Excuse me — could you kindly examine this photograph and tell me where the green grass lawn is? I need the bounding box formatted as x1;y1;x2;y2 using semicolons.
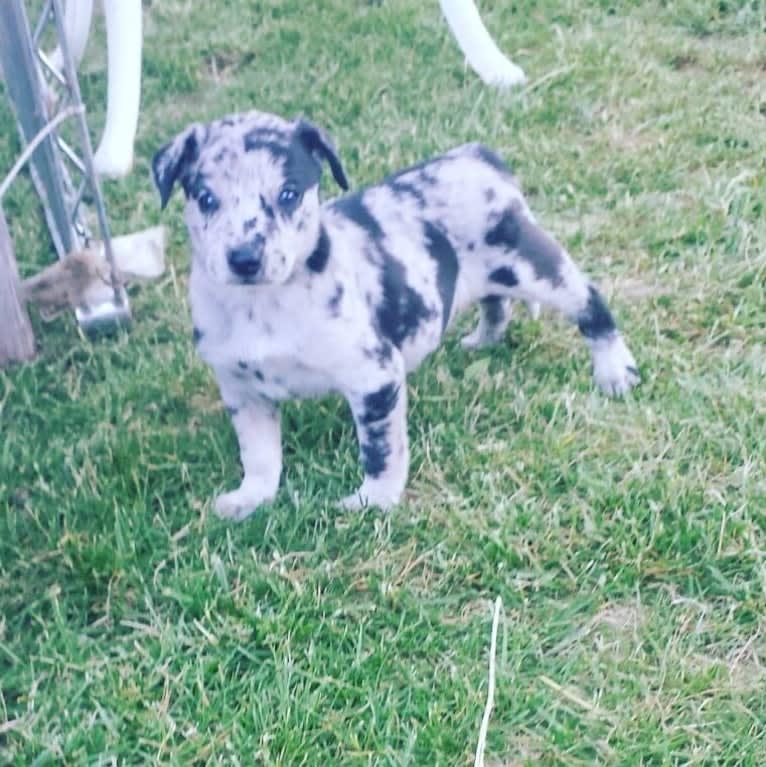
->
2;0;766;763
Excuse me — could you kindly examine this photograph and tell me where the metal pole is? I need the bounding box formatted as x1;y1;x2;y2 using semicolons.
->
0;0;77;259
51;0;123;307
0;0;130;332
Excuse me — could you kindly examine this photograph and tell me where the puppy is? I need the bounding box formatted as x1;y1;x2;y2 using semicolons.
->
152;111;639;519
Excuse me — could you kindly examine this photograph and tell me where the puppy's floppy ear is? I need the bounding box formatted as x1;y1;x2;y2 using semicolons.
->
151;124;201;210
294;119;350;191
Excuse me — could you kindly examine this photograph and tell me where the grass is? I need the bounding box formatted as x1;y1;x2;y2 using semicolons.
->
1;0;766;763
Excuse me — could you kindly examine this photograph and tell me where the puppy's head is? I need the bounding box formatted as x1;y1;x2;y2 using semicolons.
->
152;111;348;286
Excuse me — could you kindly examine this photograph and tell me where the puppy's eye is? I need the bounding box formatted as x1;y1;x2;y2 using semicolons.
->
278;186;301;208
197;189;220;215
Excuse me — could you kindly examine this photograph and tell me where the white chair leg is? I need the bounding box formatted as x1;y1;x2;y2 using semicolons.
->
440;0;526;88
49;0;94;71
43;0;93;115
93;0;142;178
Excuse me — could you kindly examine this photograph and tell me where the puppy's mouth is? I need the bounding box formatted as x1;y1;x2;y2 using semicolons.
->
232;274;261;286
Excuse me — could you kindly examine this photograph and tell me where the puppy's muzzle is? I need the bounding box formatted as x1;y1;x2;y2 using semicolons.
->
227;235;265;281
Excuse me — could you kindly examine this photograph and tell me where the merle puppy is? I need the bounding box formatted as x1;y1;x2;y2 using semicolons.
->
152;111;639;519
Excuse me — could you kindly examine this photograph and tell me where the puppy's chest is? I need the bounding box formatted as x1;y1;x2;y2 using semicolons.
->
193;294;342;400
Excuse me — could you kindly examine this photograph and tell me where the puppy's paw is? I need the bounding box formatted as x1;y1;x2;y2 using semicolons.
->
525;300;541;320
460;328;494;350
214;484;275;521
591;334;640;397
338;482;401;513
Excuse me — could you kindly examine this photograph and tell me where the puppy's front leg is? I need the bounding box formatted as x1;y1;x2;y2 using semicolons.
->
341;369;409;512
214;396;282;521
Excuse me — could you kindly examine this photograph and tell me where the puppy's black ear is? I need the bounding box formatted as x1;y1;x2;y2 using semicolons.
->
294;119;349;191
151;125;201;210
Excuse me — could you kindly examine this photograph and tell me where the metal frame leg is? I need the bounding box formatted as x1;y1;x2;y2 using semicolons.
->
0;0;130;333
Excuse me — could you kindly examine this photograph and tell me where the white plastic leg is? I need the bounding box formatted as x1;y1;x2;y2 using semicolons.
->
49;0;94;71
440;0;526;88
93;0;142;178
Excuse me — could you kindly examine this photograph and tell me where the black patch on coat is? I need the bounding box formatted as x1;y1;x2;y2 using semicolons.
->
485;209;521;249
243;125;289;154
360;422;389;478
423;221;459;333
192;326;203;344
243;135;289;157
361;383;399;425
577;286;616;340
484;188;496;203
474;144;512;175
306;226;331;273
386;179;427;209
419;169;439;187
334;195;433;346
328;282;344;316
254;369;265;381
376;342;394;365
226;405;239;416
489;266;519;287
260;195;275;219
517;216;564;286
238;360;248;370
485;208;565;286
363;342;394;366
243;125;325;199
377;256;433;348
332;193;385;241
180;170;207;201
386;156;443;188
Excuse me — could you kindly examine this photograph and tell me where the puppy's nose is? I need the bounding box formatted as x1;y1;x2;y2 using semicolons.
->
227;235;265;279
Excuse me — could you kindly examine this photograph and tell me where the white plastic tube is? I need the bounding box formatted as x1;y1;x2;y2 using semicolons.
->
93;0;142;178
440;0;526;87
51;0;94;70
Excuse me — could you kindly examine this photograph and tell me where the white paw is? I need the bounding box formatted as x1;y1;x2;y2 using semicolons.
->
591;334;640;397
338;482;401;513
214;483;275;521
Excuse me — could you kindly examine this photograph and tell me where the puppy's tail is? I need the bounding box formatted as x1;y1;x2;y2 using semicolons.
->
439;0;526;88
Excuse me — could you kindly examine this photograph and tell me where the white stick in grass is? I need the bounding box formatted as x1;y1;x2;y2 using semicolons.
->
474;596;503;767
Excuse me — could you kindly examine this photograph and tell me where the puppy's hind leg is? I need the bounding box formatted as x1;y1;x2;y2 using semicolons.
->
462;294;541;350
461;296;512;349
484;208;640;396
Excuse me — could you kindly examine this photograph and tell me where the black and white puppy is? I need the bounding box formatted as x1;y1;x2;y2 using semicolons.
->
152;111;639;519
